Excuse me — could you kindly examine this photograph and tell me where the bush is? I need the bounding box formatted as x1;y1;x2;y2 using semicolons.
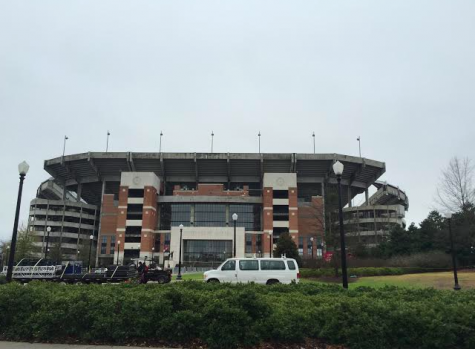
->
1;282;475;349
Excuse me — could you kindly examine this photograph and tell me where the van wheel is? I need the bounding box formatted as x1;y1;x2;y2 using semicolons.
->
207;279;220;283
266;279;280;285
157;276;167;284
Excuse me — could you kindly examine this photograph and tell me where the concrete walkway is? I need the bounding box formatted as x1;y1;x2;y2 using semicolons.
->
0;342;178;349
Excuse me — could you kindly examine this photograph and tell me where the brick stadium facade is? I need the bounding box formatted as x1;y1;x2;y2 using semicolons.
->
27;152;398;267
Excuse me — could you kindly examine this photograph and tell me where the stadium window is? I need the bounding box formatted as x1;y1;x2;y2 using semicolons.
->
101;237;107;254
110;236;116;254
245;234;252;253
273;190;288;199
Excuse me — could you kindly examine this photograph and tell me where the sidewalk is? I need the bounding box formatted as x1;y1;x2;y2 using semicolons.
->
0;342;178;349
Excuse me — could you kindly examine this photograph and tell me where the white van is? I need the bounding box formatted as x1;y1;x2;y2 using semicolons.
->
203;258;300;285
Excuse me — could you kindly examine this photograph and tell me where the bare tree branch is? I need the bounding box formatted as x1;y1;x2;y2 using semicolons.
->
435;157;475;213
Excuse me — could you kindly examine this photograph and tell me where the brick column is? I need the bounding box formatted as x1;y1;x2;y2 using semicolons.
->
262;187;273;257
289;187;299;241
141;186;158;259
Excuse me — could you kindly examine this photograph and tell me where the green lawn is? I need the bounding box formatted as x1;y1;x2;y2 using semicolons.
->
173;272;204;281
172;270;475;289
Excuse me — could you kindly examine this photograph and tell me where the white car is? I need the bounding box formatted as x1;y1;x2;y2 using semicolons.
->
203;257;300;285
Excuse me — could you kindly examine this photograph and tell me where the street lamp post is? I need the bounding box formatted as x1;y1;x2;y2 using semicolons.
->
88;234;93;272
151;247;155;263
44;226;51;259
333;160;349;289
117;240;121;265
310;237;314;260
6;161;29;283
176;224;184;281
446;213;461;291
232;213;238;257
269;231;273;258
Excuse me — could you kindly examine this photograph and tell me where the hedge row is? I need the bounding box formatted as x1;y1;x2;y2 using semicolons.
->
299;267;448;278
1;282;475;349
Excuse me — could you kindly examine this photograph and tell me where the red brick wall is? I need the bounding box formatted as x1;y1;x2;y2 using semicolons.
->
99;194;118;254
262;187;273;255
298;196;324;256
173;184;249;196
141;186;158;253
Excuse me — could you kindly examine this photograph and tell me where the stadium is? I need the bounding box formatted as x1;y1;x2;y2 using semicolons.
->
26;152;408;267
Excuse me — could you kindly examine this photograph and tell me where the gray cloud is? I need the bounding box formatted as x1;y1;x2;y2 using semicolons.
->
1;0;474;241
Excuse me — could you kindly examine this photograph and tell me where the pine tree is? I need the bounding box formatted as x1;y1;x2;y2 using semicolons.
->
273;232;302;265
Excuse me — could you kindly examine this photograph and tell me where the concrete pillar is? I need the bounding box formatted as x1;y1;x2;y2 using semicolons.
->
95;180;107;267
77;183;82;203
348;185;352;207
365;188;369;205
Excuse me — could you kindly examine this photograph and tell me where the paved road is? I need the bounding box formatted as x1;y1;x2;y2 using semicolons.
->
0;342;178;349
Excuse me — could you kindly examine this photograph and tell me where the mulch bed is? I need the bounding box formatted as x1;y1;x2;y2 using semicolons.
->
1;338;347;349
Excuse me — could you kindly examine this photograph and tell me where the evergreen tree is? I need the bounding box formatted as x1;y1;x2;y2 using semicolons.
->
273;232;302;265
14;224;40;261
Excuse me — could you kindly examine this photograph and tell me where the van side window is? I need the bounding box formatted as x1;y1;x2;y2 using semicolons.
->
239;260;259;271
287;260;296;270
221;260;236;271
261;260;286;270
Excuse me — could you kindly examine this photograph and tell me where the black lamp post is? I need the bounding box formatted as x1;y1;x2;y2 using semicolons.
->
88;234;93;272
151;247;155;263
269;231;273;258
232;213;238;257
333;160;349;289
310;237;314;260
176;224;184;281
446;213;461;291
6;161;29;283
117;240;121;265
44;226;51;259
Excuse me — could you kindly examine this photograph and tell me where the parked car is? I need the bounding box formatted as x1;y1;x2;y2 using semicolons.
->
203;257;300;285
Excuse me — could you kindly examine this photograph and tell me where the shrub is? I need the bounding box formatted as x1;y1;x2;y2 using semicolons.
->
1;282;475;349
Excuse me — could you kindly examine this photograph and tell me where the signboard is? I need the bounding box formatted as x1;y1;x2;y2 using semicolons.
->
323;251;334;262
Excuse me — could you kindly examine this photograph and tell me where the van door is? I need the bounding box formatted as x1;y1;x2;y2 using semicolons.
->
219;260;237;283
237;259;259;283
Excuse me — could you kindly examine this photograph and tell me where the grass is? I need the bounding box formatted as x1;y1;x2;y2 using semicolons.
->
176;270;475;290
349;270;475;290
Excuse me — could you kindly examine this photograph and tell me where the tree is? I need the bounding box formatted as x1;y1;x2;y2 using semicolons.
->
14;224;40;262
273;232;302;265
416;211;446;252
0;241;11;269
48;241;63;264
436;157;475;213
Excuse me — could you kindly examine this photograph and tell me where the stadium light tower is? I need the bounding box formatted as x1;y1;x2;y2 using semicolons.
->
6;161;29;282
333;160;348;289
446;213;461;290
312;132;315;154
62;135;68;159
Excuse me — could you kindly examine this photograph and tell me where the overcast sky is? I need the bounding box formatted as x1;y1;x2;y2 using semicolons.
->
0;1;474;242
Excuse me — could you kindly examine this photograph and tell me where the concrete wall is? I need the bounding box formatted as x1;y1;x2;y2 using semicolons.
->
168;226;246;267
